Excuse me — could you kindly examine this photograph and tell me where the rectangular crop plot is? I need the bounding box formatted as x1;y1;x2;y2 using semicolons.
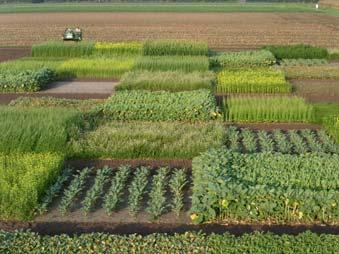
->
191;149;339;224
0;152;64;220
217;68;291;94
99;89;220;121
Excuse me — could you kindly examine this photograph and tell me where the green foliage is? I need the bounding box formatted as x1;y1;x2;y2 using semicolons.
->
0;107;82;154
147;167;168;220
143;40;208;56
1;231;339;254
283;65;339;79
212;50;276;68
10;96;104;112
328;48;339;60
280;58;328;66
57;57;135;79
100;90;219;121
169;169;187;216
0;58;64;73
0;153;64;220
191;149;339;223
323;115;339;144
81;167;111;215
116;71;215;92
71;121;224;159
103;165;131;215
217;68;291;93
128;167;150;216
31;42;94;57
224;96;314;123
59;168;90;216
264;44;329;59
37;168;72;215
0;68;55;92
133;56;210;72
94;42;143;56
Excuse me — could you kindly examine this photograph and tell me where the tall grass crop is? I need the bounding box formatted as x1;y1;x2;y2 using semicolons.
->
116;71;215;92
0;107;82;153
133;56;210;72
32;42;94;58
143;40;208;56
0;152;64;220
224;96;314;122
94;42;142;56
70;121;224;159
264;44;329;59
0;58;64;73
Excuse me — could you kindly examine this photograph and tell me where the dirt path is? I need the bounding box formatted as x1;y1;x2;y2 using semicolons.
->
42;81;117;94
0;13;338;49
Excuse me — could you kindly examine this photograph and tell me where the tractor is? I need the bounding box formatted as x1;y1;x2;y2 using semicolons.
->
63;28;83;42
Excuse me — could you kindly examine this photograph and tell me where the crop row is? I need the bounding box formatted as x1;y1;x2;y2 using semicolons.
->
191;149;339;224
40;166;188;219
217;68;291;94
2;231;338;254
31;40;209;58
224;126;338;154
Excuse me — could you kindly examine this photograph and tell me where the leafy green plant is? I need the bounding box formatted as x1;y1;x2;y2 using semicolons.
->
191;149;339;224
288;130;309;154
116;71;215;92
300;129;325;153
241;128;257;153
272;130;292;154
143;40;208;56
317;129;339;153
81;167;111;215
59;168;90;216
169;169;187;216
212;50;275;68
257;130;274;152
225;126;240;152
37;168;72;215
0;152;64;220
147;167;168;220
128;167;150;216
217;68;291;94
103;165;131;215
0;68;55;92
264;44;329;59
133;56;210;72
71;121;224;159
224;96;314;123
99;89;220;121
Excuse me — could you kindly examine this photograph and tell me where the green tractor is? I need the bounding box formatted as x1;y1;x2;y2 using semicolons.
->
63;28;83;42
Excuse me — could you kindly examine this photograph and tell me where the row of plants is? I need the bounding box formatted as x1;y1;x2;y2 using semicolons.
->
42;166;188;219
99;89;220;121
279;58;328;66
264;44;329;60
0;68;55;92
191;149;339;224
2;231;338;254
223;96;314;123
71;121;224;159
31;40;208;58
216;68;291;94
116;70;215;92
211;50;276;68
0;107;82;154
224;126;338;154
0;152;64;220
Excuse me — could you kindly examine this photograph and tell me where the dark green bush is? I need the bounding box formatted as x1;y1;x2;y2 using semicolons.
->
0;68;55;92
264;44;329;60
0;231;338;254
191;149;339;224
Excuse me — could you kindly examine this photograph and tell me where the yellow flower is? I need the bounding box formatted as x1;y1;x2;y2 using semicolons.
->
221;199;229;208
298;211;303;219
190;213;199;221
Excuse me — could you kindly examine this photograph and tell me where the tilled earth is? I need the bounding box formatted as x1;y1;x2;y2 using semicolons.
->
0;12;338;49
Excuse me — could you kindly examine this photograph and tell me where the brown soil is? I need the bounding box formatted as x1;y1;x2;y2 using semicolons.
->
291;79;339;103
0;13;338;49
1;221;338;236
229;123;323;131
0;93;111;105
0;47;30;62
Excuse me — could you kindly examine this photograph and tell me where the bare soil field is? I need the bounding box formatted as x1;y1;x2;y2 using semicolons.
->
0;13;338;49
0;47;30;62
292;79;339;103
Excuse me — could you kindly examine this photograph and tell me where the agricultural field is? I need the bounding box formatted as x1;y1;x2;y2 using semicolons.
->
0;5;339;252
